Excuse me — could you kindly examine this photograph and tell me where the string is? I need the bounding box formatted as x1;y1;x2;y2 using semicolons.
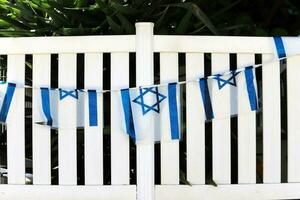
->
12;53;290;93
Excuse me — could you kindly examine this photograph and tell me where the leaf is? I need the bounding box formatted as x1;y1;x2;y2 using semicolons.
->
208;179;218;187
74;0;88;8
57;27;97;35
15;2;35;19
212;0;242;19
25;61;32;69
169;2;218;35
176;11;192;34
116;13;134;33
111;3;140;16
0;28;35;37
0;15;30;29
180;170;191;186
154;5;169;28
0;19;10;27
33;1;72;27
254;27;268;36
95;0;106;6
272;28;288;36
106;16;123;33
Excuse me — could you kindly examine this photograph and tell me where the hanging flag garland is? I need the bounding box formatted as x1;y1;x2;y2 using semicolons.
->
0;36;293;143
120;82;180;143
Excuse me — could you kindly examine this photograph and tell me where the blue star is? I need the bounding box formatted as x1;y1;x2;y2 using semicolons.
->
133;87;166;115
59;89;78;100
213;70;240;90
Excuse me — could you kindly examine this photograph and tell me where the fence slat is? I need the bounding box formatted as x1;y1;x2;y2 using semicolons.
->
160;53;179;184
136;23;155;200
211;53;231;184
32;54;51;184
263;54;281;183
6;55;25;184
287;55;300;182
237;54;256;183
84;53;103;185
186;53;205;184
111;53;130;185
58;54;77;185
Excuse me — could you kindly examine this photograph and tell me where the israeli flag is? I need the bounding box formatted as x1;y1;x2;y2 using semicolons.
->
120;83;180;143
35;88;99;128
0;82;16;123
198;66;258;121
273;36;300;59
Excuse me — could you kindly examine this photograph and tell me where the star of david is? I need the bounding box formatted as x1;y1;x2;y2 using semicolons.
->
132;87;167;115
213;70;240;90
59;89;78;100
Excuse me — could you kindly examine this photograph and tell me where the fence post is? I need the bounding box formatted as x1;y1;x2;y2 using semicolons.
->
135;22;155;200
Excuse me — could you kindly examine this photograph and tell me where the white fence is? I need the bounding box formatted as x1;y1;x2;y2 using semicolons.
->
0;22;299;200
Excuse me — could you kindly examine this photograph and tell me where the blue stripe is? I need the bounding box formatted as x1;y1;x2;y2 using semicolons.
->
273;36;286;58
0;83;16;122
244;66;258;111
199;78;214;120
88;90;98;126
121;89;136;141
41;87;53;126
168;83;180;140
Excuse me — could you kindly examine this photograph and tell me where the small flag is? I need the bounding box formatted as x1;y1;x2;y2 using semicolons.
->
273;36;300;59
0;82;16;123
273;36;286;59
35;88;99;128
120;83;180;143
198;67;258;121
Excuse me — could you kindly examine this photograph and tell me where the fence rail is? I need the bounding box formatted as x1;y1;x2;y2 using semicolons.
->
0;22;297;200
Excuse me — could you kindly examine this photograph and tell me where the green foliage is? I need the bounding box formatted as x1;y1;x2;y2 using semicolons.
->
0;0;298;36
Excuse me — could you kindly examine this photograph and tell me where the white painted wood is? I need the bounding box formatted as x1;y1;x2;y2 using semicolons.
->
262;54;281;183
211;53;231;184
111;53;130;185
160;53;179;184
287;55;300;182
3;183;300;200
0;36;135;54
0;185;136;200
185;53;205;184
237;54;256;184
6;55;25;184
136;23;155;200
32;54;51;184
84;53;103;185
0;35;284;54
154;36;276;53
58;54;77;185
156;183;300;200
